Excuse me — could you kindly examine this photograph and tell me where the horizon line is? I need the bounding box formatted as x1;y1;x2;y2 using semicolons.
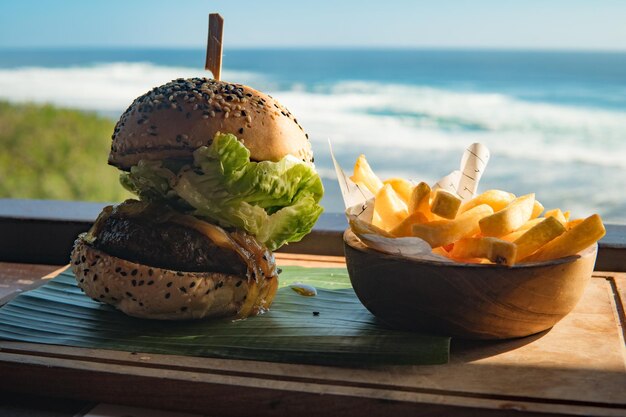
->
1;45;626;54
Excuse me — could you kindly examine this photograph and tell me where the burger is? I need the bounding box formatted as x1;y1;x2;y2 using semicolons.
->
70;78;324;320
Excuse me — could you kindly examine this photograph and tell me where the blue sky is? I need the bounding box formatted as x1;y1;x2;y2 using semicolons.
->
1;0;626;50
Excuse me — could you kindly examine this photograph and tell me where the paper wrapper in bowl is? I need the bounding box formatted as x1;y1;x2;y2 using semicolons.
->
344;228;597;339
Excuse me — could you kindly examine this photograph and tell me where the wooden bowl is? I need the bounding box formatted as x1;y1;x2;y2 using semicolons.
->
343;229;597;339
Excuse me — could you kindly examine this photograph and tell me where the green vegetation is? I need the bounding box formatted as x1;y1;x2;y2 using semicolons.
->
0;101;131;202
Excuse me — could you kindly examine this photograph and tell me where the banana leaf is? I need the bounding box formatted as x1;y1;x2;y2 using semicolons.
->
0;266;449;365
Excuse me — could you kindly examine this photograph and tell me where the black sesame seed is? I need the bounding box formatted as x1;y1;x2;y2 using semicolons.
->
81;255;86;262
79;278;85;283
126;292;133;297
181;307;188;312
205;288;211;295
167;282;173;287
138;280;144;286
313;311;320;316
241;110;247;116
147;280;154;286
120;271;127;276
179;286;187;293
236;280;243;287
83;268;90;275
131;269;138;276
74;260;80;265
238;127;244;134
189;281;196;288
100;295;105;299
105;287;109;293
176;271;184;277
93;274;98;281
139;302;144;307
148;269;154;276
115;267;121;272
132;280;137;286
149;132;158;136
165;293;171;299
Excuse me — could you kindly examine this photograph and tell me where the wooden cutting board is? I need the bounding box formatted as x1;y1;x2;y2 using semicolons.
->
0;256;624;417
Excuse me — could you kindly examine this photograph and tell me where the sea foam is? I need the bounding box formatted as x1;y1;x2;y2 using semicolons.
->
276;81;626;170
0;62;262;112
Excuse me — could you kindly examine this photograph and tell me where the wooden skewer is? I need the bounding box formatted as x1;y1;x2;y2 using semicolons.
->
205;13;224;80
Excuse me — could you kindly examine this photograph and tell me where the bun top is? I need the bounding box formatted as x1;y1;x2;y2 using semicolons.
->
109;78;312;170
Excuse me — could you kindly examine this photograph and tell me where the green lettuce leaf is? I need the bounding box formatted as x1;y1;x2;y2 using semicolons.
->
121;133;324;250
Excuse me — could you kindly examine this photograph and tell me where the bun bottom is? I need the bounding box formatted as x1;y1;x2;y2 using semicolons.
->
70;234;273;320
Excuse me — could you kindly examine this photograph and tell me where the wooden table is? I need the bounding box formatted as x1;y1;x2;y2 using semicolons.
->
1;254;625;417
1;200;625;416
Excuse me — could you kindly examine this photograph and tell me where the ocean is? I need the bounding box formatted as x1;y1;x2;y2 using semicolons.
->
1;48;625;223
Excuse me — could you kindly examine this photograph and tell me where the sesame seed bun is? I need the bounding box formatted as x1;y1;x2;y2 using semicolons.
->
109;78;313;170
70;234;277;320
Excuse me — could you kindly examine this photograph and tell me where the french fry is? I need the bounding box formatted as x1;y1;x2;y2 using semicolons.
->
500;218;544;242
412;204;494;248
531;200;544;219
513;216;566;262
408;182;431;215
500;229;526;242
431;246;451;257
430;189;462;220
384;178;412;204
351;154;383;195
372;210;384;229
519;217;544;231
372;184;409;231
459;189;515;214
524;214;606;262
479;193;535;237
390;211;429;237
544;208;567;225
450;236;518;266
566;218;584;230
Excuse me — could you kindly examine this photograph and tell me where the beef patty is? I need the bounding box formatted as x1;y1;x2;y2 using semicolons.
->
93;215;247;275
